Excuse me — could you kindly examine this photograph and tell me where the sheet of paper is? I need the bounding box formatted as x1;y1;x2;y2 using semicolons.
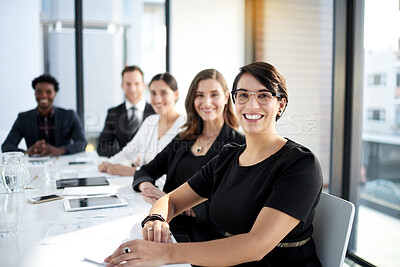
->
62;186;113;196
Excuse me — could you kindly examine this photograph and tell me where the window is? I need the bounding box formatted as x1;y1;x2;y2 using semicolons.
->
367;109;386;121
367;73;387;86
350;0;400;265
396;106;400;127
396;72;400;98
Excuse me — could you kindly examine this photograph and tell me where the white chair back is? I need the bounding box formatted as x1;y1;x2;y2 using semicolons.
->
313;192;355;267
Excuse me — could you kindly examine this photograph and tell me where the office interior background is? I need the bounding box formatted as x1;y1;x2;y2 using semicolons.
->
0;0;399;266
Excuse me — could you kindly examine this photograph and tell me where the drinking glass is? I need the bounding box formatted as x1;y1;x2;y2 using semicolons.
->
44;159;60;181
0;193;18;238
1;152;28;192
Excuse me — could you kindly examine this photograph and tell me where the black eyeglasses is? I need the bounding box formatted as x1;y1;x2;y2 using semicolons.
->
231;89;282;105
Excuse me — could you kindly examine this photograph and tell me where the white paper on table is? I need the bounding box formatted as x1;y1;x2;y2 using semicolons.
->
61;169;79;178
62;186;114;196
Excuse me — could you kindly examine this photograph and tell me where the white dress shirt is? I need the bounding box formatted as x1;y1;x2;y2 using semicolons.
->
109;114;186;166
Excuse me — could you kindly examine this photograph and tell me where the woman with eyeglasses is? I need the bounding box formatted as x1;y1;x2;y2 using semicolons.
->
105;62;323;266
132;69;245;242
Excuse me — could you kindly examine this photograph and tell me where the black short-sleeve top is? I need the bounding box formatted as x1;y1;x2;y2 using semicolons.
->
188;139;323;243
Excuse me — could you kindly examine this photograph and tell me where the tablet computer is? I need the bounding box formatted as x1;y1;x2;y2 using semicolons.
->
63;195;127;212
56;177;109;189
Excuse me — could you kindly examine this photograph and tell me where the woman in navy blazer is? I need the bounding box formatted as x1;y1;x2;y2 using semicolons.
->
1;74;86;156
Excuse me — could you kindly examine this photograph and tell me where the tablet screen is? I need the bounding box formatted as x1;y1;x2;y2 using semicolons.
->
69;195;121;208
64;195;127;211
56;177;109;189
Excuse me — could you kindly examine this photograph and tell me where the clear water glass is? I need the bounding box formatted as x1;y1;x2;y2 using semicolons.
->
44;159;60;181
1;152;28;192
0;193;18;238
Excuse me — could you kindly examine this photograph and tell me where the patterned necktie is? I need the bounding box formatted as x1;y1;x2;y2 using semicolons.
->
126;106;140;134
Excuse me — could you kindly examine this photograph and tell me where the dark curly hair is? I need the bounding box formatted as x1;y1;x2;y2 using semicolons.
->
31;74;60;92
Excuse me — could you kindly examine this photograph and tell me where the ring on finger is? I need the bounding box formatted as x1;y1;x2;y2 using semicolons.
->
147;228;154;231
123;247;131;254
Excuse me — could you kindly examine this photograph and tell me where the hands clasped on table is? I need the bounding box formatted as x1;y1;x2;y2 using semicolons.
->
26;139;65;156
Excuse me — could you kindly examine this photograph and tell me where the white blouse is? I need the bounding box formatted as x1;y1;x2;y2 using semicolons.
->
108;114;185;167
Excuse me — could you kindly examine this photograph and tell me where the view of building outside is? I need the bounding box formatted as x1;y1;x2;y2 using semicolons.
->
355;0;400;265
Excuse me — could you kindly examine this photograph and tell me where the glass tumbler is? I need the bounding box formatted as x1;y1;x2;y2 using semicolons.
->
0;193;18;238
1;152;28;192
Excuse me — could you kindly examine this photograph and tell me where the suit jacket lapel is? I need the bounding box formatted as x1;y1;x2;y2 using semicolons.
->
118;104;131;144
143;103;155;122
54;107;61;146
30;109;39;143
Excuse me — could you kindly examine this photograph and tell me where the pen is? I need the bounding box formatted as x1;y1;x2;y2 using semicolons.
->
82;257;107;266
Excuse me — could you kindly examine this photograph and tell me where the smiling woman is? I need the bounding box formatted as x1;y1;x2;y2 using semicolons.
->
132;69;245;243
98;72;185;178
106;62;323;267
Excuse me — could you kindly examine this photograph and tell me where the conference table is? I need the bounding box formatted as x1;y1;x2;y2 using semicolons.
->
0;152;190;267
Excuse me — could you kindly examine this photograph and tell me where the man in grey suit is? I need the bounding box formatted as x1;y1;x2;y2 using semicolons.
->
96;66;155;157
1;74;87;156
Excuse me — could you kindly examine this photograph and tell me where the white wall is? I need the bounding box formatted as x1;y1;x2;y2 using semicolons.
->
0;0;42;148
170;0;245;113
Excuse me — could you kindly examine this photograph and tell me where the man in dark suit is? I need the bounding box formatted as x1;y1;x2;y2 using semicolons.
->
97;66;155;157
1;74;87;156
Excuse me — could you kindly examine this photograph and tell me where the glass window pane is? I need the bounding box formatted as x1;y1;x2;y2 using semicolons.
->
44;0;76;111
82;0;166;146
353;0;400;265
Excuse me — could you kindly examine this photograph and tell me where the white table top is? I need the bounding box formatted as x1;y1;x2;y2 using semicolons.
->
0;152;189;267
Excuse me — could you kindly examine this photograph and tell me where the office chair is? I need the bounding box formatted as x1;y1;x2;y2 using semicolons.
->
313;192;355;267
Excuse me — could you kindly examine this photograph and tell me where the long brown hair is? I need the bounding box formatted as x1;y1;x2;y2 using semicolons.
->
180;69;238;140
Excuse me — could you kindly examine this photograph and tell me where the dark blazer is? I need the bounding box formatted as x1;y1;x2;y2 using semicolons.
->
1;107;87;154
132;123;245;222
97;102;155;157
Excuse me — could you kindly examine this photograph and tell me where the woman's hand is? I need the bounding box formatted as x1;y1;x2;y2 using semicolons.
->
133;156;141;167
106;164;136;176
98;161;109;172
104;239;170;267
142;220;172;243
98;162;136;176
140;186;166;204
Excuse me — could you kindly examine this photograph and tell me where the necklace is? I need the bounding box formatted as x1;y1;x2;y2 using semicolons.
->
196;137;216;153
